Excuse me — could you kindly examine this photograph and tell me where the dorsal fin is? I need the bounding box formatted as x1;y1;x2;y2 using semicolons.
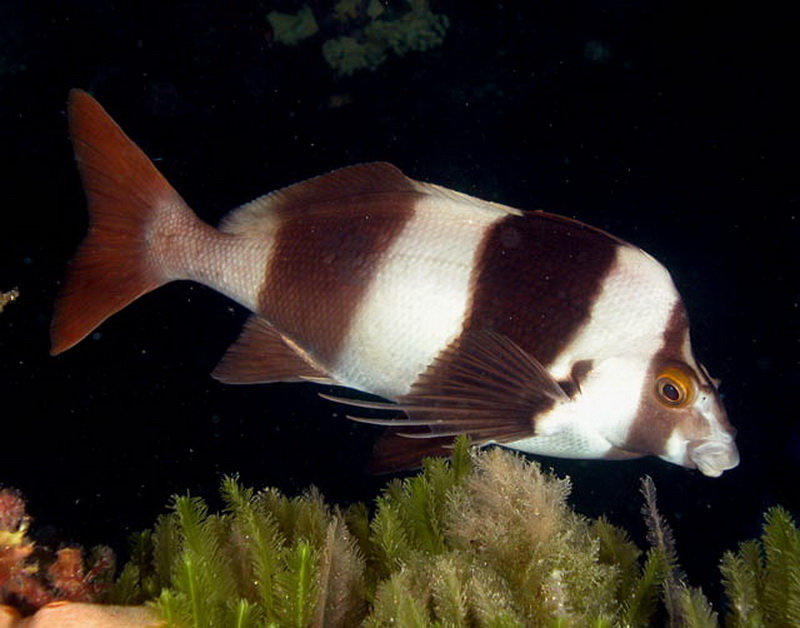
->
212;315;328;384
219;162;419;234
219;162;522;235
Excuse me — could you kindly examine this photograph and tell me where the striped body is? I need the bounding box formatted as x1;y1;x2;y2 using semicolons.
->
52;91;739;476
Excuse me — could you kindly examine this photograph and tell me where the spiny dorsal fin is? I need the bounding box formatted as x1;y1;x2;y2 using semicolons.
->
213;315;329;384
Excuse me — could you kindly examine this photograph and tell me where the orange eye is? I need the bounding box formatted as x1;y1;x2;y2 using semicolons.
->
655;366;695;408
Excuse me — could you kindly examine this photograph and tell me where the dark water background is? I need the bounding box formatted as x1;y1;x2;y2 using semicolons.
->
0;0;796;608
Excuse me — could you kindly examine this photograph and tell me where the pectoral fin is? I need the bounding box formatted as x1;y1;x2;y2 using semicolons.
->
325;331;571;471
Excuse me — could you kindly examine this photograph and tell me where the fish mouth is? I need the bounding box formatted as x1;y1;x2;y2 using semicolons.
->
688;439;740;477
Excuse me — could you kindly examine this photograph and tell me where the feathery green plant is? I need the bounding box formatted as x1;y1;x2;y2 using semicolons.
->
721;506;800;627
637;476;719;627
105;438;798;626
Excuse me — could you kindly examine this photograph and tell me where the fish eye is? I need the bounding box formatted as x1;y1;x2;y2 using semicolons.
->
654;366;695;408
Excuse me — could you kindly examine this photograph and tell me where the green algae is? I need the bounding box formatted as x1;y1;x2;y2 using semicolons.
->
105;438;800;626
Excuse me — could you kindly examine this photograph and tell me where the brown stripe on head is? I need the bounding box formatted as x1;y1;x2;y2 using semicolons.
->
625;299;738;475
464;212;620;365
623;302;693;456
257;193;416;368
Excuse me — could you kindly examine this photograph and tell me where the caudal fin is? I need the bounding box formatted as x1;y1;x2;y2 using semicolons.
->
51;90;192;355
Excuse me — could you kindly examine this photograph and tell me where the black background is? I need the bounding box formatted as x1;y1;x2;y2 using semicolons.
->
0;0;796;608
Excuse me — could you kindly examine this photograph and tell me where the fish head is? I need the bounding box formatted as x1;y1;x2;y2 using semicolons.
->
587;283;739;477
622;351;739;477
651;358;738;477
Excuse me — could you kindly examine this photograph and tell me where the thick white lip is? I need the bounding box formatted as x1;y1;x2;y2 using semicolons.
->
689;439;740;477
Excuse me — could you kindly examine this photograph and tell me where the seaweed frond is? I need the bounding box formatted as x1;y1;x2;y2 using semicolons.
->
365;567;431;627
275;539;318;626
640;476;684;619
593;517;641;605
444;447;618;624
762;507;800;623
721;505;800;626
220;476;285;622
620;547;667;626
312;514;367;626
159;494;234;626
637;476;721;627
679;585;719;627
365;434;474;584
720;539;765;626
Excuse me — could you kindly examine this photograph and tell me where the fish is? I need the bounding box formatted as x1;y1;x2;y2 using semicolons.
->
51;90;739;477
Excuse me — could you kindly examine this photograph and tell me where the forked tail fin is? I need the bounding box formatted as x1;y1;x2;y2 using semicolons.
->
51;90;194;355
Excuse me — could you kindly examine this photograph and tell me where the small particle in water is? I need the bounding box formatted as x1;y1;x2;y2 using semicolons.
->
584;40;611;64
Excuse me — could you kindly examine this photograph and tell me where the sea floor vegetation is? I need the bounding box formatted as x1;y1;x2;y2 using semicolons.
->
2;438;798;626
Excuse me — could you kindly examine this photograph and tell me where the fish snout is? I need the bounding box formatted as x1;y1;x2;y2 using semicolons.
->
688;438;740;477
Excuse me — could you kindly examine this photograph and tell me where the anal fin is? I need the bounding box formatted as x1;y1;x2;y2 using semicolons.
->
213;315;329;384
